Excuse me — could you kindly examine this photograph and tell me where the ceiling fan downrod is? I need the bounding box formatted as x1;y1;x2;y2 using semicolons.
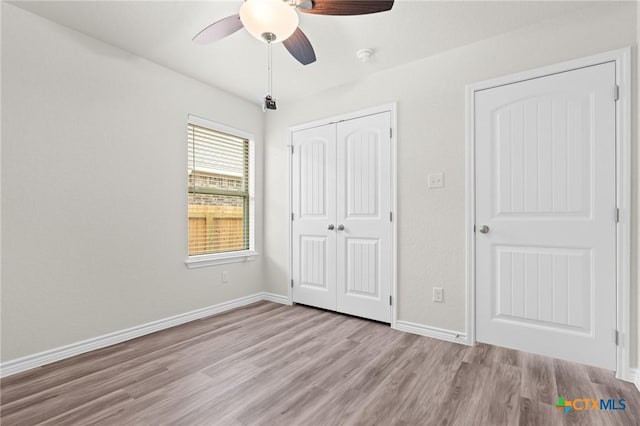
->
263;32;277;111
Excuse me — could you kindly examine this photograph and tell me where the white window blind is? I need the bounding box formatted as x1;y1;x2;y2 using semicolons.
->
187;119;253;258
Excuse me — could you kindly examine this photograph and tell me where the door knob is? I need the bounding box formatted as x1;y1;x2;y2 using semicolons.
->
327;224;335;230
479;225;490;234
337;224;345;231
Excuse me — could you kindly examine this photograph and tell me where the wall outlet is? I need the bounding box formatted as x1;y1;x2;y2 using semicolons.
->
433;287;444;303
222;271;229;283
428;173;445;189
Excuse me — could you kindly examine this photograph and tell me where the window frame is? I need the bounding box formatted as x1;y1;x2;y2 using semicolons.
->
185;115;257;268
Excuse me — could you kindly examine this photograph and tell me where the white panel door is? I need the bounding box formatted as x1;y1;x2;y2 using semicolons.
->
291;124;337;310
475;62;617;369
336;112;392;323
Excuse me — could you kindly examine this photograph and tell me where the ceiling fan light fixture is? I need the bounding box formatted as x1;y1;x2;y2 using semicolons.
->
240;0;299;43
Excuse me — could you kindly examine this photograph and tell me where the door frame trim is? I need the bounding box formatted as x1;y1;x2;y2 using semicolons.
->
465;47;632;380
287;103;398;327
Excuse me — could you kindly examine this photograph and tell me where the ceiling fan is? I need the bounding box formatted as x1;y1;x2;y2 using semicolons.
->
193;0;395;66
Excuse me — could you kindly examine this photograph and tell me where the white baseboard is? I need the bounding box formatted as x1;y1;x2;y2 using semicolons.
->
261;292;291;305
394;320;470;346
0;292;289;378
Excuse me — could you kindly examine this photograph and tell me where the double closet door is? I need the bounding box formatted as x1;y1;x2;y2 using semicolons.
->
291;112;392;323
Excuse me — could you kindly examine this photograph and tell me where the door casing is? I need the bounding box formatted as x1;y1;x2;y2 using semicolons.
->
465;48;632;380
288;103;398;328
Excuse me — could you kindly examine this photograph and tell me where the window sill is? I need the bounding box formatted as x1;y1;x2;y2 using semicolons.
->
185;251;258;269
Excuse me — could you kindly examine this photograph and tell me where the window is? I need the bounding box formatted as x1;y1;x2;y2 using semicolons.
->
185;116;255;268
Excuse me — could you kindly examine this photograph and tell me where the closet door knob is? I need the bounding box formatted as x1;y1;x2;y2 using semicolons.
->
337;224;345;231
327;224;335;230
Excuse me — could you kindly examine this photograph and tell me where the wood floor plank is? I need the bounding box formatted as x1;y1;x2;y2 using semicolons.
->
518;396;563;426
0;301;286;405
311;333;405;394
1;302;638;426
591;383;640;426
553;358;600;426
36;390;134;426
464;342;521;368
241;384;331;426
427;361;492;425
1;361;166;425
230;338;361;424
346;367;419;425
171;346;322;424
521;351;559;406
296;387;370;425
396;340;469;423
462;340;491;364
92;372;218;426
473;363;522;425
336;335;430;425
340;332;422;393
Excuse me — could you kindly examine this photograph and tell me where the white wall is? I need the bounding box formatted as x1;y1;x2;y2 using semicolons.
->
1;4;265;362
264;1;638;352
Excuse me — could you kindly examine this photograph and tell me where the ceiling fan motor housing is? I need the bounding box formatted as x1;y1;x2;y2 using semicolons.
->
262;32;277;42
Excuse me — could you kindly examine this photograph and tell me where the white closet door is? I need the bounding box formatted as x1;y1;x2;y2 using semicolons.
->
336;112;392;323
475;62;617;369
291;123;337;310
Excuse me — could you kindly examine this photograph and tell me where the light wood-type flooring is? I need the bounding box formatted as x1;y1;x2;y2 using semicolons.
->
1;301;639;425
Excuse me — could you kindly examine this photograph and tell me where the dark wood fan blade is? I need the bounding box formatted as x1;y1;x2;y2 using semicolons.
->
301;0;394;15
193;14;243;44
283;28;316;65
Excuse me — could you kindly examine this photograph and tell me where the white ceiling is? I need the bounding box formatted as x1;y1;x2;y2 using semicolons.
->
11;0;594;104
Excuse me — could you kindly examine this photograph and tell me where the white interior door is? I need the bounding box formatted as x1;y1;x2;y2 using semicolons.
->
475;62;617;369
336;113;392;323
291;123;337;310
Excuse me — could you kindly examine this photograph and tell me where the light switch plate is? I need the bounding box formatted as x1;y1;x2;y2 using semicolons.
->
428;173;445;189
433;287;444;303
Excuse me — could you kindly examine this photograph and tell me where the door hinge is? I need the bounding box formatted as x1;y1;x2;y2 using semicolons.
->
291;279;294;288
473;225;476;233
389;295;392;306
291;145;294;154
390;212;393;222
615;330;619;345
615;208;620;223
291;212;294;221
614;85;620;101
390;128;393;138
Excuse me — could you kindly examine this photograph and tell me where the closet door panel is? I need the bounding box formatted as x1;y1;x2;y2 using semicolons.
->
291;123;337;310
336;112;392;322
